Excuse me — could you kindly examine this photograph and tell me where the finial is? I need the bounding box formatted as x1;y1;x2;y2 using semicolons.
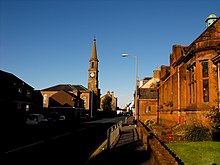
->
94;35;96;41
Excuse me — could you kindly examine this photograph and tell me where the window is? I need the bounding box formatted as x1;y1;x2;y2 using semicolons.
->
82;96;86;107
189;65;195;103
26;90;31;97
17;103;21;109
43;94;48;107
146;106;151;113
201;61;209;102
203;80;209;102
26;104;30;111
202;61;209;77
18;88;22;93
91;62;94;68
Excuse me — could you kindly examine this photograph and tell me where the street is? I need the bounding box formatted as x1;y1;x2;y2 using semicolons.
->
2;116;125;165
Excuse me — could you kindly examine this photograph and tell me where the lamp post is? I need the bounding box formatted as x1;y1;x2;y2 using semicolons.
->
121;53;139;120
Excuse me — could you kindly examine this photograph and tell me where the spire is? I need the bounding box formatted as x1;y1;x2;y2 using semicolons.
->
90;37;98;60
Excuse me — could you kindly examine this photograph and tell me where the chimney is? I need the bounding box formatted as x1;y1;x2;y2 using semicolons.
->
153;67;161;79
111;91;114;98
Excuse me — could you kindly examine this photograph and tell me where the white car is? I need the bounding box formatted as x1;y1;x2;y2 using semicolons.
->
25;113;48;125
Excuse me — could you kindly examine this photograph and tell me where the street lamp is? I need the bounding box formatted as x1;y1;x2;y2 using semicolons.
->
121;53;139;120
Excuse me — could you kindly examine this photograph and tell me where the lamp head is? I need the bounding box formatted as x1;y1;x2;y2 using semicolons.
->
121;53;129;57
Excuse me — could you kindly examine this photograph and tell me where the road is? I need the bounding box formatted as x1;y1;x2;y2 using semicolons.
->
2;116;125;165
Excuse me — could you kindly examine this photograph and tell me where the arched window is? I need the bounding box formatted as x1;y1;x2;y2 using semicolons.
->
43;94;48;107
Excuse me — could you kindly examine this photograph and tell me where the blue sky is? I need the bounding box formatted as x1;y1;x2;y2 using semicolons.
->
1;0;220;108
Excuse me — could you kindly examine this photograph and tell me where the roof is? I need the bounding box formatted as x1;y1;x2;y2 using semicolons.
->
41;84;89;92
54;90;78;98
0;70;33;89
140;77;160;88
186;17;220;52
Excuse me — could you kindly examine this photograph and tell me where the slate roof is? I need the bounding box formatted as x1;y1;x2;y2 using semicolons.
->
0;70;33;89
41;84;89;92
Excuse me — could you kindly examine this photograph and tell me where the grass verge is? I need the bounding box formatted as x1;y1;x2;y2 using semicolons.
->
166;141;220;165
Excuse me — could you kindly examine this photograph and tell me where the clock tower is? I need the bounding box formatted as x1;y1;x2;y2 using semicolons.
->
88;37;100;111
88;37;99;93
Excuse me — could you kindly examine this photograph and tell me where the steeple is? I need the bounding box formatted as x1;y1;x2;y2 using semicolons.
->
90;37;98;60
88;37;99;93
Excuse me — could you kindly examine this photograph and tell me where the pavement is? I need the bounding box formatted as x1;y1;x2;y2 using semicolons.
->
85;116;151;165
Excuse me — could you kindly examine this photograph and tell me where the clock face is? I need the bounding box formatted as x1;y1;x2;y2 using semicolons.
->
90;72;95;77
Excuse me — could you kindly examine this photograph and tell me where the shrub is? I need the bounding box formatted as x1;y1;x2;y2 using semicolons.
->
184;124;212;141
205;107;220;141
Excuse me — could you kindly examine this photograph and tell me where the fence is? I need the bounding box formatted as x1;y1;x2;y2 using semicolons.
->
86;117;127;162
107;120;123;149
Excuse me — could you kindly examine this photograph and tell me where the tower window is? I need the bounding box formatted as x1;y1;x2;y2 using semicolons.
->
91;62;94;68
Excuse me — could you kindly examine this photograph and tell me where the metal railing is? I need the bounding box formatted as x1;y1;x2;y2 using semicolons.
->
107;120;123;149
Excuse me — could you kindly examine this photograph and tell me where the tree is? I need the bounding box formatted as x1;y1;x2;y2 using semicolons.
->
101;95;112;111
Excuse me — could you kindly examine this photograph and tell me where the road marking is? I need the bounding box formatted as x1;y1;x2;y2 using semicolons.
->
5;140;44;154
77;125;96;132
51;132;71;140
77;127;86;131
5;132;72;154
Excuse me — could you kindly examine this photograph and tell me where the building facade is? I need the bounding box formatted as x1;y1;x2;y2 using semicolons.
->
0;70;38;124
40;84;89;118
41;85;88;108
137;68;160;123
157;16;220;127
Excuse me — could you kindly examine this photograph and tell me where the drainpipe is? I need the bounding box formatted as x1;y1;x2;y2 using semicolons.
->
218;63;220;111
177;66;181;124
157;87;160;124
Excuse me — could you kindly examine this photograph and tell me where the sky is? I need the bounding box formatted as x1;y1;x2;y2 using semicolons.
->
1;0;220;108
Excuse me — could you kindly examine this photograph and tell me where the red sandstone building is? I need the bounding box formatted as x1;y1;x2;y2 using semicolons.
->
40;38;102;118
138;14;220;127
137;69;160;123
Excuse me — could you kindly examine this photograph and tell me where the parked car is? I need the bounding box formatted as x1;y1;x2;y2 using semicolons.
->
47;112;65;123
25;113;48;125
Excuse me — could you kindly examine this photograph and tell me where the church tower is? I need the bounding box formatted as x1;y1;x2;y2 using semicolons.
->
88;37;100;111
88;37;99;94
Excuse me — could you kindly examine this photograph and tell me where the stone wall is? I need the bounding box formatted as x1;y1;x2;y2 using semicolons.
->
137;121;183;165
